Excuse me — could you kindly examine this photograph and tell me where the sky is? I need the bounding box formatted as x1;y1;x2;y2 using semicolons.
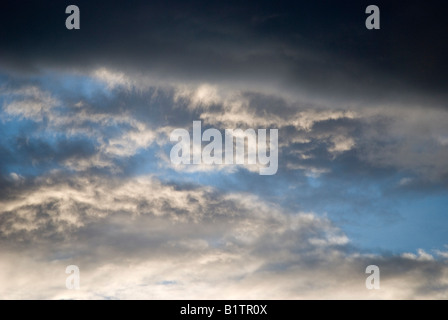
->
1;0;448;299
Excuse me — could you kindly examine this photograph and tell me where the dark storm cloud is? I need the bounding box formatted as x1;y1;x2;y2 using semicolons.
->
0;0;447;103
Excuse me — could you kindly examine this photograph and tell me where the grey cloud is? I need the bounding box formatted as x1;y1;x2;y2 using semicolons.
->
1;171;448;299
1;1;447;106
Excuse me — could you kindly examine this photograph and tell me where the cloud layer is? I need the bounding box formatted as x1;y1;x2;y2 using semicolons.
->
2;172;448;299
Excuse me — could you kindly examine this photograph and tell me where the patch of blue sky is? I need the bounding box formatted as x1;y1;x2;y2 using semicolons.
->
345;191;448;255
0;72;9;82
156;281;177;286
124;143;307;208
3;163;46;178
306;174;322;189
38;71;114;101
0;92;14;107
181;165;447;255
0;117;39;141
125;146;231;188
0;120;98;178
290;171;448;254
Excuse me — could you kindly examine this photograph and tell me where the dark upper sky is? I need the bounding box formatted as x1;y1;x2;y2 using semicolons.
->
1;0;447;100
